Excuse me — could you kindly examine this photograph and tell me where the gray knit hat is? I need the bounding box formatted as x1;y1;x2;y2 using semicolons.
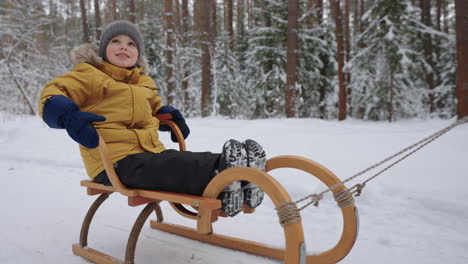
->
98;20;144;60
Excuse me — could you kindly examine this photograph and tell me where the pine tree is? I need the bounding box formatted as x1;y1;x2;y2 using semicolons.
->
245;0;288;118
427;2;457;118
215;32;244;117
432;32;456;118
347;0;427;121
297;17;337;119
141;3;165;98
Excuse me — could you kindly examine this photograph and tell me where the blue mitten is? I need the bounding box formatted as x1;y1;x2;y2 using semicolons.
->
157;106;190;142
42;95;106;148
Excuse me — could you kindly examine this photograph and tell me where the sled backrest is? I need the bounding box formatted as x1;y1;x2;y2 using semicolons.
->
96;113;186;197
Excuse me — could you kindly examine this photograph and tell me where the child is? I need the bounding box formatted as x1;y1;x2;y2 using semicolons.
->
39;20;265;216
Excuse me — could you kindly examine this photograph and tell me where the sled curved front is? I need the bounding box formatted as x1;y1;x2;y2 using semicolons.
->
267;155;359;264
151;166;306;263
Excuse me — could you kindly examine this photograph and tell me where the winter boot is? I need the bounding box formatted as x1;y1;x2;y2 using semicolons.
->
242;139;266;209
217;139;246;216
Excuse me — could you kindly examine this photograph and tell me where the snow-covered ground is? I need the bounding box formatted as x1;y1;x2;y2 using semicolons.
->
1;113;467;264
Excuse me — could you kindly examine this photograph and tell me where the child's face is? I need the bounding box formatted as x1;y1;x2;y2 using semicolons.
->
105;35;139;68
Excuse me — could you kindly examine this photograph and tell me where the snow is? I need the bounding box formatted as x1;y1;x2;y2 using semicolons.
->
1;114;467;264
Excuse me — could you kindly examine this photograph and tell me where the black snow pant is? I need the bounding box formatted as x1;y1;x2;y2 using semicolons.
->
94;150;221;196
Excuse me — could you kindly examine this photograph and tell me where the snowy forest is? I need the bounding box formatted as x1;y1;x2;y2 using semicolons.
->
0;0;465;120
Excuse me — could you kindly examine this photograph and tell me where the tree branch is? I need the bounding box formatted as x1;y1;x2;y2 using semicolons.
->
5;23;45;116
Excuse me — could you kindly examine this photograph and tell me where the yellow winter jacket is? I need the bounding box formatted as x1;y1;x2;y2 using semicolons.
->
39;44;166;179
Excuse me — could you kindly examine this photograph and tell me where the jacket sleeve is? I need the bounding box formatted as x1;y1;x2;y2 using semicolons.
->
38;63;97;117
139;74;163;115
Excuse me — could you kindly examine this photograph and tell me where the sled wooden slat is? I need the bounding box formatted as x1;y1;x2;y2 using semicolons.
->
150;221;285;260
80;180;221;209
72;244;122;264
127;196;159;207
80;180;114;195
137;189;221;209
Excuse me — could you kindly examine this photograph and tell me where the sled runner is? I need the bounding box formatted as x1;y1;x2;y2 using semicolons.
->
72;114;359;264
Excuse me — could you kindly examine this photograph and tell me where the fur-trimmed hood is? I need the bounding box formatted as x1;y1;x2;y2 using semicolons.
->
70;43;150;73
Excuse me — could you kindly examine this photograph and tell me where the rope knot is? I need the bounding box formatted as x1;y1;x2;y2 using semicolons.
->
352;183;366;196
311;194;323;207
275;201;302;226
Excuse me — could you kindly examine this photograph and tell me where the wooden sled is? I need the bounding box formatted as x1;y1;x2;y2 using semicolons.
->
72;114;359;264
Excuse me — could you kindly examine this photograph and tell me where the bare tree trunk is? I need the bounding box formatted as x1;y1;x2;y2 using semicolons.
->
237;0;244;34
247;0;253;28
344;0;351;59
317;0;327;119
388;71;394;122
344;0;351;116
455;0;468;118
88;0;92;27
237;0;246;51
436;0;442;31
175;0;182;34
224;0;227;30
286;0;299;117
421;0;435;113
164;0;174;105
182;0;190;110
104;0;113;25
80;0;90;43
182;0;189;38
210;0;217;115
210;0;217;47
113;0;117;20
193;0;201;36
141;0;145;21
224;0;234;49
129;0;136;23
331;0;347;120
200;0;213;116
94;0;102;40
434;0;443;103
307;0;314;29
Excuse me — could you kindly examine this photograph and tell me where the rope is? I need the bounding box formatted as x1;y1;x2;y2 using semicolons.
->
276;201;302;226
295;116;468;210
333;188;355;208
